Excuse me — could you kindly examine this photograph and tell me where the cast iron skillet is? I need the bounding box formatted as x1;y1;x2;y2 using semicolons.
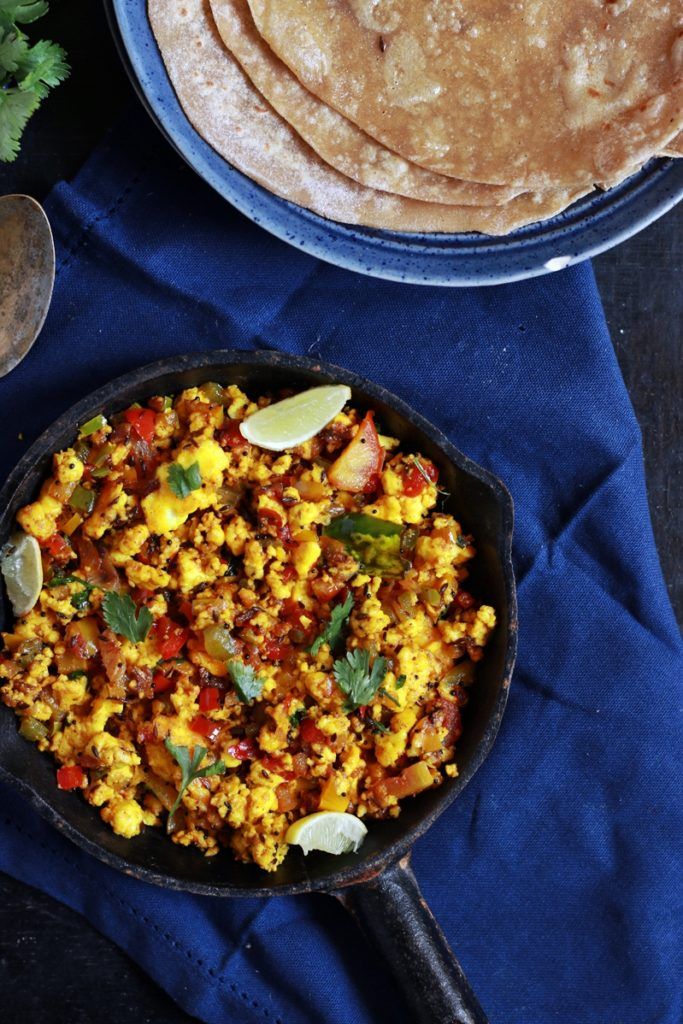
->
0;351;517;1024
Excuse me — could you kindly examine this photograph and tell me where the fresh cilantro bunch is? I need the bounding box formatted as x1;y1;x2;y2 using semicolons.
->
0;1;69;163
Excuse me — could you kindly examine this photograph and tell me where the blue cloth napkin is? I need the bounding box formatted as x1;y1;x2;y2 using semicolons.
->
1;111;681;1024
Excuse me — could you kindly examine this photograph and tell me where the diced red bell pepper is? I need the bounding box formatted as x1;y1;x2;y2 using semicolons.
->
218;420;250;450
226;737;259;761
300;718;325;745
57;765;85;790
260;754;295;780
282;599;317;644
327;411;384;493
178;600;193;622
262;636;292;662
152;672;174;694
199;686;220;712
124;407;157;443
44;533;72;561
152;616;190;660
189;715;222;743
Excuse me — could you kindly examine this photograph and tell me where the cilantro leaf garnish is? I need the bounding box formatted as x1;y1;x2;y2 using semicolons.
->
0;5;69;163
1;2;49;23
308;591;354;656
164;739;227;830
167;460;201;499
378;685;399;706
102;592;152;644
48;573;95;610
289;708;306;729
333;648;387;712
367;717;390;735
227;659;265;703
395;674;407;689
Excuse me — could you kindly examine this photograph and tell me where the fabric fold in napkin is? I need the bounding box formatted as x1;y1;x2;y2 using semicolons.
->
0;110;681;1024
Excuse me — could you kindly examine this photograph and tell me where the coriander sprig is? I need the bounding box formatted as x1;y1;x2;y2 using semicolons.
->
102;592;152;644
0;2;69;163
333;648;387;712
164;739;227;830
227;659;265;703
308;591;354;656
167;460;201;499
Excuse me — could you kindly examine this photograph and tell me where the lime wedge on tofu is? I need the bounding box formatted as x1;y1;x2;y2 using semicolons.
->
286;811;367;856
240;385;352;451
1;532;43;616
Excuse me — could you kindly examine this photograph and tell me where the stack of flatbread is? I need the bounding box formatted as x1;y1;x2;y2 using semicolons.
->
149;0;683;235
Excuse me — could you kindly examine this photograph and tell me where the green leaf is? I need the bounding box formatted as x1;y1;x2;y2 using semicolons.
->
227;659;265;703
0;26;28;74
167;460;202;499
164;738;227;829
0;86;38;161
308;591;354;656
395;674;406;689
367;717;390;735
102;592;152;644
333;648;387;711
0;4;69;163
0;1;49;26
48;573;95;610
71;589;91;611
289;708;306;729
15;36;67;89
378;685;399;706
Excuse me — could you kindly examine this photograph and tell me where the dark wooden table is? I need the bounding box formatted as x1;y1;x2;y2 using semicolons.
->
0;3;680;1022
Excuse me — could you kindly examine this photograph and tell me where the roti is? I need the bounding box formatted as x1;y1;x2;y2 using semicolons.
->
208;0;520;207
662;131;683;157
247;0;683;188
148;0;587;234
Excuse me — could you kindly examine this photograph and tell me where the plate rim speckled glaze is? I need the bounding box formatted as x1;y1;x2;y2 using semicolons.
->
105;0;683;287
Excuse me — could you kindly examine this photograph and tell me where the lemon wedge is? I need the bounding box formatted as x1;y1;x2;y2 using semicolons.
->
240;385;351;451
1;532;43;617
286;811;367;856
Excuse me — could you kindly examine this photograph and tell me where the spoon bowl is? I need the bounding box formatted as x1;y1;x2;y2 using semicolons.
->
0;194;55;378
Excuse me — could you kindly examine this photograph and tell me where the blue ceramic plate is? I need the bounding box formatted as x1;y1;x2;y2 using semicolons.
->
105;0;683;286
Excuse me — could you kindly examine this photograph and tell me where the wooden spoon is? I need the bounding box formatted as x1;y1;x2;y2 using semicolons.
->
0;194;55;378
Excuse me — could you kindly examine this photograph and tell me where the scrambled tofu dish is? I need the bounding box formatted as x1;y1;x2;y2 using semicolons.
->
0;383;496;871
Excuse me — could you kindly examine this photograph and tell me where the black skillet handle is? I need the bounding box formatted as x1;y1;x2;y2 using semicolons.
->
333;854;488;1024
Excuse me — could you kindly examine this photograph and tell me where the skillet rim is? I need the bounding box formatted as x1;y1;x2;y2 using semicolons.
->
0;349;517;896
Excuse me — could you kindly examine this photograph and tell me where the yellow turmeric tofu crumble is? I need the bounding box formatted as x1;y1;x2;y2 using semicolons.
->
0;382;496;871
